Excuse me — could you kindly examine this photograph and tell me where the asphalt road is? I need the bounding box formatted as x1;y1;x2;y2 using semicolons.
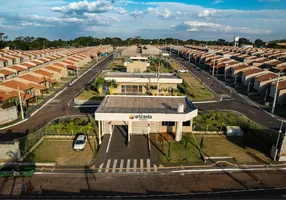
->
0;55;113;141
0;52;285;141
171;54;286;132
1;170;286;198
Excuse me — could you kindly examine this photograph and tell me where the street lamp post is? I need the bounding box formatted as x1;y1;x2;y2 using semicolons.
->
275;120;284;160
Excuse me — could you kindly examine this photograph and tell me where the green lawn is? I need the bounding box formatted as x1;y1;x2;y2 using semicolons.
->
179;73;215;101
169;62;184;71
157;111;277;165
158;133;271;165
157;134;202;164
76;90;100;100
25;139;97;166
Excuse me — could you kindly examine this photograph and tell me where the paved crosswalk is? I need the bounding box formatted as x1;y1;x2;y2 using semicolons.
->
97;159;158;173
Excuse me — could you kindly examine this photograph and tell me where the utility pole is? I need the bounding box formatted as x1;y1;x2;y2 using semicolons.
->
212;53;215;76
157;58;160;96
274;120;284;160
18;87;24;120
77;67;79;77
271;72;281;114
264;89;268;102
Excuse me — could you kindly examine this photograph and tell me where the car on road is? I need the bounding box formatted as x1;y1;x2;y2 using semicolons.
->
73;134;87;151
177;69;189;73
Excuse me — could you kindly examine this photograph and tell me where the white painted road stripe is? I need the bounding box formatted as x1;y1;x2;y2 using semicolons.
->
119;159;124;172
154;164;158;172
126;159;130;173
112;159;118;173
98;163;104;173
140;159;144;172
133;159;137;172
147;159;150;172
105;159;111;173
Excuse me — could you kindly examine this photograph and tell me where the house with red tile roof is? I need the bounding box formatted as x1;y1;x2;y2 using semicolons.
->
241;68;267;86
253;72;279;93
0;69;17;81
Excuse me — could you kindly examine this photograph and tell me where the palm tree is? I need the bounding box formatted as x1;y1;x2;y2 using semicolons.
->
106;79;118;95
216;121;226;131
65;121;75;136
53;122;65;135
201;114;215;134
81;122;94;136
94;77;105;95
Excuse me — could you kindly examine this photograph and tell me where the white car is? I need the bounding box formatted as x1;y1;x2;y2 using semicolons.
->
177;69;189;73
73;135;87;151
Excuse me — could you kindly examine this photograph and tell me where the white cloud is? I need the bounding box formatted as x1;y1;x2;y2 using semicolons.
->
115;7;127;14
147;7;185;20
130;10;144;18
51;0;113;14
21;21;55;27
197;9;216;18
172;20;272;35
212;0;224;4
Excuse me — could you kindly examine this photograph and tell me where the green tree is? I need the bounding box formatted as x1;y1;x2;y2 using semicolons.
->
254;39;265;48
201;114;215;134
53;122;65;135
81;122;95;136
65;121;76;136
94;77;106;95
106;79;118;94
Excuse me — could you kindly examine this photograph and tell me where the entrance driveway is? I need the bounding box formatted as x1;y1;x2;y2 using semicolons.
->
94;126;159;167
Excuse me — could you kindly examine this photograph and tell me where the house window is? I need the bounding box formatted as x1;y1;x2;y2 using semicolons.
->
4;62;8;67
122;85;142;94
162;121;175;126
183;121;191;126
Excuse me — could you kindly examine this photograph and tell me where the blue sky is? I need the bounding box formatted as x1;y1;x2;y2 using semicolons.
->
0;0;286;41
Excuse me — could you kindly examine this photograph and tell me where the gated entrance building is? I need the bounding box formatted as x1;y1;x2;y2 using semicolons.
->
94;95;198;144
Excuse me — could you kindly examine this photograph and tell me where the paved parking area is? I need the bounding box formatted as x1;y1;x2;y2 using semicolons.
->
94;126;159;171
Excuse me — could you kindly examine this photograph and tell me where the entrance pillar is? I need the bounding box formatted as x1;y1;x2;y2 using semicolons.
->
175;121;183;142
190;119;193;132
98;120;102;145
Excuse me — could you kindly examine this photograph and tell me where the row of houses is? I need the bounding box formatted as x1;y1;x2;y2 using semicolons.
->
169;46;286;104
0;46;113;108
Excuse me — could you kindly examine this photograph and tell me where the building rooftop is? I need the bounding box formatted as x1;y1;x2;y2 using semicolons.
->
104;72;180;79
96;95;197;114
256;73;277;82
243;68;264;76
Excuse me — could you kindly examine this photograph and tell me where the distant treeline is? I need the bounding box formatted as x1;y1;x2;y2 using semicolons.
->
0;33;285;50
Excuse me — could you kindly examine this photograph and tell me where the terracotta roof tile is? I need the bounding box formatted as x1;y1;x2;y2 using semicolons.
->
243;68;264;76
1;80;32;91
20;74;45;84
0;69;15;76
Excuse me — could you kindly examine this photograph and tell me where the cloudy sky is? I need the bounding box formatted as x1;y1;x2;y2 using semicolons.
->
0;0;286;41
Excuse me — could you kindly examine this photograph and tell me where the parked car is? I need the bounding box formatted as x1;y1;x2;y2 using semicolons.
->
73;135;87;151
0;165;35;177
177;69;189;73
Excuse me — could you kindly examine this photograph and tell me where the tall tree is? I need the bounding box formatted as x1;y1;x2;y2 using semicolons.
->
254;39;265;48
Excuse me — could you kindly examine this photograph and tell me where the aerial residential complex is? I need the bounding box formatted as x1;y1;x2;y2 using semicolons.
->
169;45;286;104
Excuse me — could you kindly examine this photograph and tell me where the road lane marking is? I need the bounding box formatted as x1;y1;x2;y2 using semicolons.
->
147;159;150;172
105;159;111;173
154;164;158;172
140;159;144;172
119;159;124;172
133;159;137;172
98;163;104;173
249;110;255;114
126;159;130;173
112;159;117;173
